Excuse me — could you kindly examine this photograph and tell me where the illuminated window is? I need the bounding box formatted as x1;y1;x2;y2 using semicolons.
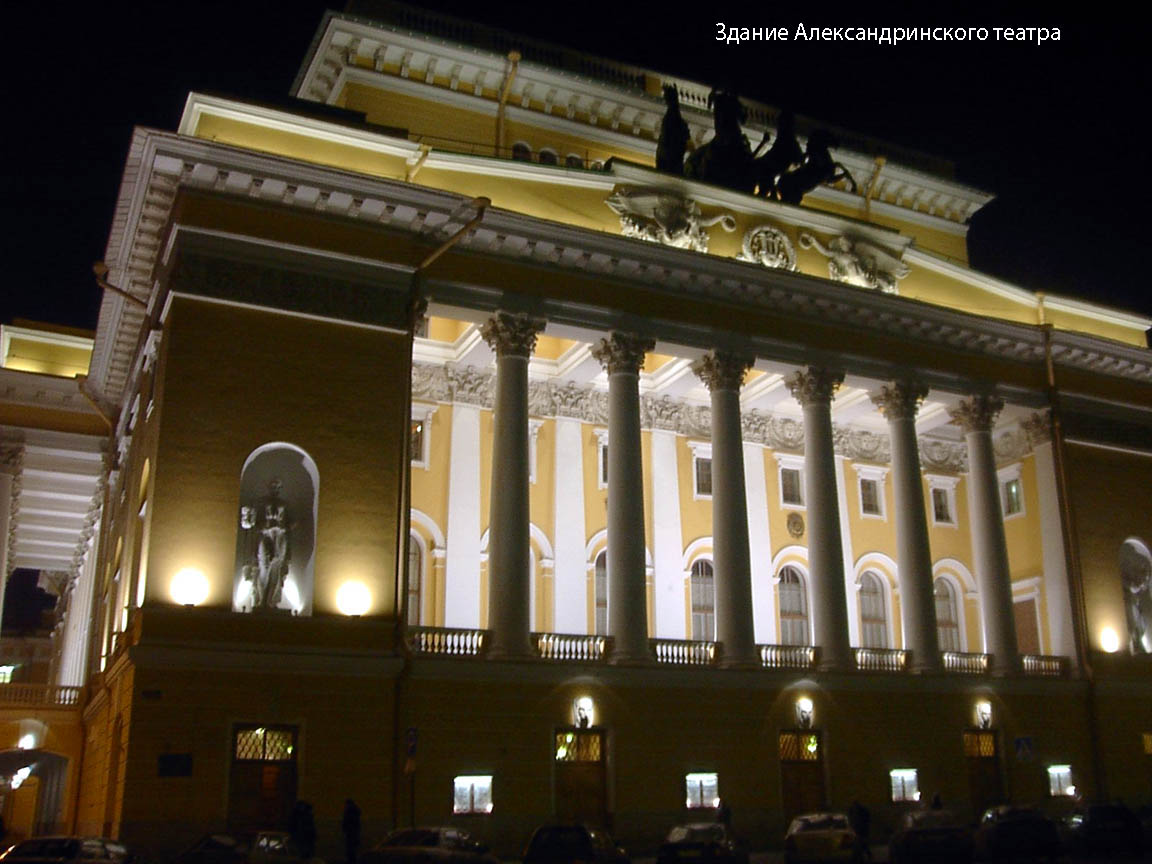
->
555;730;602;761
1143;732;1152;755
890;768;920;803
934;578;961;652
778;566;810;646
453;775;493;814
685;772;719;809
594;551;608;636
926;475;959;526
1047;764;1075;797
690;559;715;641
779;731;820;761
859;572;888;649
0;665;15;683
963;731;997;758
234;726;296;762
998;464;1024;518
538;148;558;166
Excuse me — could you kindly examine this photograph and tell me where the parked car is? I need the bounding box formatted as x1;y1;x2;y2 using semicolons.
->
176;831;321;864
361;828;496;864
888;809;972;864
656;823;747;864
0;838;131;864
974;806;1059;862
783;813;860;864
522;825;629;864
1061;802;1142;857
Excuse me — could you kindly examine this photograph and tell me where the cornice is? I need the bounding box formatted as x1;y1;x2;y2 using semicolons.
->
94;130;1152;411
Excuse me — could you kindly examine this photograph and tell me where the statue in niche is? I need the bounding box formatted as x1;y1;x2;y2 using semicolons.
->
1121;542;1152;653
240;478;292;611
606;187;735;252
752;110;804;199
656;85;690;175
776;130;857;205
798;232;909;293
684;90;755;194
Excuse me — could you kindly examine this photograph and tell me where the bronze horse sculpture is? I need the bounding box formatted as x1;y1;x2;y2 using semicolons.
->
684;90;755;194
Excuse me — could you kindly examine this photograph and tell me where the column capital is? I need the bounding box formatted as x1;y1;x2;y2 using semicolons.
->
692;351;755;392
592;332;655;375
480;311;546;358
949;394;1004;433
871;380;929;421
1022;410;1052;445
786;366;844;407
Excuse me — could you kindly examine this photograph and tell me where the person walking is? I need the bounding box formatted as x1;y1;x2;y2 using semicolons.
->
342;799;362;864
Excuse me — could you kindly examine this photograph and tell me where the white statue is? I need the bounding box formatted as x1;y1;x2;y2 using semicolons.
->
798;232;910;294
240;478;291;610
606;187;735;253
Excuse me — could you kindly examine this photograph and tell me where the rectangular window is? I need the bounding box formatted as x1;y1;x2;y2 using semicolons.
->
1143;732;1152;755
234;726;296;762
889;768;920;803
1002;478;1023;516
695;457;712;498
781;467;803;506
685;772;719;809
931;487;953;524
963;731;997;758
1047;764;1074;797
555;730;602;762
778;732;820;761
596;432;609;489
860;478;881;516
0;665;15;683
410;421;425;462
453;775;493;814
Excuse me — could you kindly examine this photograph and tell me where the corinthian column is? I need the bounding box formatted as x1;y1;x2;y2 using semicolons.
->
592;332;655;664
949;394;1020;675
693;351;758;667
786;367;852;671
481;311;545;659
872;381;941;672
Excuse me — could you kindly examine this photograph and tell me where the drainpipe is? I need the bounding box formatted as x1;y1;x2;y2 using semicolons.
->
390;197;489;830
1041;319;1104;797
494;51;521;158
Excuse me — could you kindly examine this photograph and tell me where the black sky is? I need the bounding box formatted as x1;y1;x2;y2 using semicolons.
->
4;1;1150;333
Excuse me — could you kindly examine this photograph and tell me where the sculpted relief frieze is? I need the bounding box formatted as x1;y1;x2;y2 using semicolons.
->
798;232;910;294
606;187;736;253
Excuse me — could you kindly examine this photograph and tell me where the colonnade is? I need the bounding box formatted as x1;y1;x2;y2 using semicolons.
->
478;311;1019;673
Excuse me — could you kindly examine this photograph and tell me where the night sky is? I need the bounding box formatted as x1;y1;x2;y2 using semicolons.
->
5;1;1150;333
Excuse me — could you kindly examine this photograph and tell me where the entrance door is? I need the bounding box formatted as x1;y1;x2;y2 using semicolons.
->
228;725;298;831
964;730;1004;818
779;731;825;822
1014;599;1040;655
554;729;607;827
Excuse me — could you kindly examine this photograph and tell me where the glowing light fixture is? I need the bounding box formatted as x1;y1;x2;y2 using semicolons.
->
573;696;595;727
796;696;814;728
18;734;35;750
975;700;992;729
336;580;371;616
1100;627;1121;653
171;567;209;606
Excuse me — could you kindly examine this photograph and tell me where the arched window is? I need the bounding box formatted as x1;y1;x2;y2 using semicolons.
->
934;578;961;652
778;566;809;646
859;571;888;648
537;148;558;166
511;141;532;161
233;443;318;616
407;535;422;627
690;559;715;641
565;154;584;169
594;551;608;635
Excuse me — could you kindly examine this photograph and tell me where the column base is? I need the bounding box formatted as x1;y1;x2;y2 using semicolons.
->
485;637;535;661
608;649;654;666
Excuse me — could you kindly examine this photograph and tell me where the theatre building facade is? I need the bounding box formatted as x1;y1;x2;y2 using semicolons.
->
3;1;1152;855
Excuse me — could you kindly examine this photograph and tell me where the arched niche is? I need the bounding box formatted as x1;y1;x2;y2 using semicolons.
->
1121;538;1152;654
233;443;318;616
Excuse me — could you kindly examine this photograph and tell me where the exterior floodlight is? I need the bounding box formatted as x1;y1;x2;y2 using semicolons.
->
796;696;814;728
171;568;210;606
573;696;595;727
976;700;992;729
1100;627;1121;653
336;580;372;616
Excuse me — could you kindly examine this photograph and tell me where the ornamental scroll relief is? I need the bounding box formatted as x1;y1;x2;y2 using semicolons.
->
606;187;736;253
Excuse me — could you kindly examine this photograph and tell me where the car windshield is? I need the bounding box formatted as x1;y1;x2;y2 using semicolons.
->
793;814;849;832
667;825;725;844
10;840;83;859
385;830;440;848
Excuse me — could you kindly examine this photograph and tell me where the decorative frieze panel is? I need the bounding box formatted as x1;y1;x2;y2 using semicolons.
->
798;232;910;294
606;187;735;253
738;225;797;271
919;438;968;474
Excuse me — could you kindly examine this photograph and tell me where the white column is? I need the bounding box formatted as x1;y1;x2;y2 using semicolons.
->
694;352;757;667
592;332;654;664
950;394;1020;675
445;402;482;627
58;523;99;687
652;428;686;638
744;441;775;644
787;367;853;672
482;312;546;659
874;381;941;672
552;415;588;634
835;455;859;647
1028;414;1077;664
0;470;12;636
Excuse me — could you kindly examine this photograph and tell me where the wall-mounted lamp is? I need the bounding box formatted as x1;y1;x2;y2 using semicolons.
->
1100;627;1121;654
975;700;992;729
171;567;209;606
796;696;814;728
573;696;595;728
336;580;371;616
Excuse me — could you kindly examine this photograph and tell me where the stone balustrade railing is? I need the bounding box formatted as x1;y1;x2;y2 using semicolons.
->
942;651;991;673
854;648;908;672
0;684;83;708
534;633;609;661
652;638;716;666
759;644;818;670
1022;654;1069;677
407;626;487;656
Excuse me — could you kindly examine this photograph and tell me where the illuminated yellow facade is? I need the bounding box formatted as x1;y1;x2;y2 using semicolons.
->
4;2;1152;857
